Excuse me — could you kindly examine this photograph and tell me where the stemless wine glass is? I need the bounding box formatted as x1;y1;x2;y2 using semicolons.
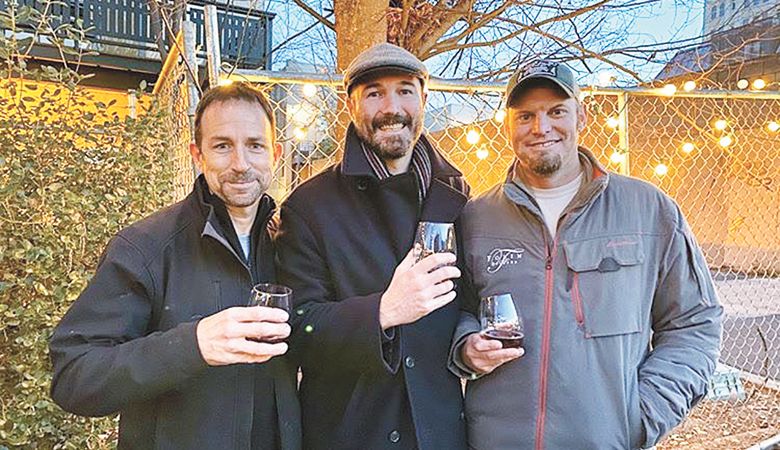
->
413;221;457;263
479;293;524;349
248;283;292;313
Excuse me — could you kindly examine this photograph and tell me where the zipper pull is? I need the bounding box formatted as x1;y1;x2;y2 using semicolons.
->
545;254;553;270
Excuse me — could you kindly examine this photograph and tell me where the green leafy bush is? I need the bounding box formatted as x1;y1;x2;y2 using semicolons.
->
0;4;179;448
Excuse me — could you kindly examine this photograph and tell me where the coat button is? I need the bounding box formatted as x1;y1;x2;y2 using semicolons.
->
388;430;400;443
356;179;368;191
404;356;415;368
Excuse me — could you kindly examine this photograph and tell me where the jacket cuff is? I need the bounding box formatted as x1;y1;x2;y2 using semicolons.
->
168;320;210;375
447;312;482;379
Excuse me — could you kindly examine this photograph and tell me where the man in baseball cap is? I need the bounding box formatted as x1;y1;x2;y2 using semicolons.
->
448;58;721;449
276;42;469;450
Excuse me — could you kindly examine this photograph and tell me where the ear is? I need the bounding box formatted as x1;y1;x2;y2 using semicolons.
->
346;92;357;122
273;142;282;163
190;142;203;169
577;103;587;132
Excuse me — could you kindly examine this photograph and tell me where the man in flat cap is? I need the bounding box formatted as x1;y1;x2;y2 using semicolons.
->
276;42;468;449
448;59;722;449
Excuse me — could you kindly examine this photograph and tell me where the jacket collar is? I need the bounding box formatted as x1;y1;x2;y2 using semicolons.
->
341;124;461;180
503;146;610;212
191;175;276;254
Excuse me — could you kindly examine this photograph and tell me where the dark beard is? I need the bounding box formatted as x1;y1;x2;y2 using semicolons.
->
355;112;423;160
527;154;562;177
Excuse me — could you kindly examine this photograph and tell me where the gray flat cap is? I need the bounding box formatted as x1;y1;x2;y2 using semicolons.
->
343;43;429;93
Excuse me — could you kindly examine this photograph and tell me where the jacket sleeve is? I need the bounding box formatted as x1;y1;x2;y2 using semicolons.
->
638;217;723;447
447;224;482;379
275;202;400;376
49;234;208;417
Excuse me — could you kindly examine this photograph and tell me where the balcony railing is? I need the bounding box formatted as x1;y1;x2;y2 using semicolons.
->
0;0;273;69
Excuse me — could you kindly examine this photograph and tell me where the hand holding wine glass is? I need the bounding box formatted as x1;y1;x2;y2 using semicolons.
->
461;293;525;374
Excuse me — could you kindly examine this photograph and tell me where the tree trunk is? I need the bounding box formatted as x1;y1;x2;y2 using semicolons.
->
335;0;388;71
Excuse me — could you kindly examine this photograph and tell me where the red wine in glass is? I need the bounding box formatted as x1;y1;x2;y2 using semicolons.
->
482;328;524;348
479;293;524;351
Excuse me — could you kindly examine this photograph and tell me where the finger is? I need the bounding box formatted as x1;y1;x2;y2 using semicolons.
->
397;248;418;272
425;279;455;299
233;339;289;358
482;348;524;362
415;252;457;273
229;322;291;340
472;336;504;352
425;265;461;284
243;306;290;323
425;290;457;313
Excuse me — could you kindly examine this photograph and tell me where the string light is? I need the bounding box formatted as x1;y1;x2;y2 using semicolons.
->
683;81;696;92
719;135;733;147
217;79;234;86
476;146;489;160
661;84;677;96
714;119;728;131
682;143;695;153
752;79;766;90
466;129;480;145
597;72;616;87
302;83;317;98
494;109;506;123
606;117;620;129
293;127;307;141
737;79;749;89
768;121;780;132
654;164;669;176
610;152;626;164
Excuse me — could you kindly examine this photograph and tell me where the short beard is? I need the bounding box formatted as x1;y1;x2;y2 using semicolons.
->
525;154;562;177
355;113;423;160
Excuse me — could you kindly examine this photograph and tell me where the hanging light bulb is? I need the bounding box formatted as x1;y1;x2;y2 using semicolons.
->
661;84;677;96
466;129;480;145
606;117;620;129
752;79;766;90
476;146;489;160
737;79;749;89
293;127;307;141
302;83;317;98
719;135;733;147
610;151;626;164
494;109;506;123
714;119;728;131
683;81;696;92
681;142;695;154
768;121;780;132
217;78;234;86
654;164;669;176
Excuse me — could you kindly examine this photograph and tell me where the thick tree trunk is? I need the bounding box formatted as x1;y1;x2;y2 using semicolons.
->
335;0;388;71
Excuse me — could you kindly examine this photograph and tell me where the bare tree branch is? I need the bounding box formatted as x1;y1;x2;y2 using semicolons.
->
292;0;336;31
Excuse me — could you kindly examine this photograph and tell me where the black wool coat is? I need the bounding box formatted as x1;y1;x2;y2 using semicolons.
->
276;127;469;450
50;176;301;450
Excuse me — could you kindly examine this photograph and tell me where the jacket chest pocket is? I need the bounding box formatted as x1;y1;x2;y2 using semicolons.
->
563;236;646;338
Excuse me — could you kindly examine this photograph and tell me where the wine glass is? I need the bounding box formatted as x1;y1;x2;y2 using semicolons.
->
479;293;524;349
248;283;292;313
413;221;456;263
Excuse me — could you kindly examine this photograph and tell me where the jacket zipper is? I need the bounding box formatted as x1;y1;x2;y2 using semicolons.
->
535;233;558;450
571;272;585;327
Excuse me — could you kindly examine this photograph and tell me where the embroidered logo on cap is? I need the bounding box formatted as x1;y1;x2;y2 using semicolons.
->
520;60;559;79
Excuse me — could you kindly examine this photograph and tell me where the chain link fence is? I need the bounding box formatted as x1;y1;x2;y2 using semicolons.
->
155;66;779;446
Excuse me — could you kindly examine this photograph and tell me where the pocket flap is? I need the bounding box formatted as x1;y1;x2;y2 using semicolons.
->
563;236;645;272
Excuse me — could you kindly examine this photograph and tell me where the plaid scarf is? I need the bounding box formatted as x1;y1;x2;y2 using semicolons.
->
361;139;432;204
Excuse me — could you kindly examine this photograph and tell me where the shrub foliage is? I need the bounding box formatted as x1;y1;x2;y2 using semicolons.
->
0;4;179;448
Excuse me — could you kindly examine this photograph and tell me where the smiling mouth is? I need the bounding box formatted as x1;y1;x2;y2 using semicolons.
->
376;122;406;132
528;139;561;149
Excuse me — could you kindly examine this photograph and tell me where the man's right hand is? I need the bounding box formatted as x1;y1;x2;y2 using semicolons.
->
196;306;290;366
461;332;524;374
379;249;461;329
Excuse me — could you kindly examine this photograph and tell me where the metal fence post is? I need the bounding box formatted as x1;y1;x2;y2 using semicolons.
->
617;91;630;176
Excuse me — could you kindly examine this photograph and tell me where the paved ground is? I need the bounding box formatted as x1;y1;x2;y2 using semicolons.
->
713;274;780;382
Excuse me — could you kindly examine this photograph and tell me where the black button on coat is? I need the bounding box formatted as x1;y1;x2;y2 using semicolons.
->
276;126;469;450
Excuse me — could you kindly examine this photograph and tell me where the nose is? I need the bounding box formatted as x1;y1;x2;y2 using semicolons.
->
532;115;551;135
379;91;403;114
230;147;251;172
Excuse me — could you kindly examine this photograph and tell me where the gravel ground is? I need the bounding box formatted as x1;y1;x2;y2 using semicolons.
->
658;380;780;450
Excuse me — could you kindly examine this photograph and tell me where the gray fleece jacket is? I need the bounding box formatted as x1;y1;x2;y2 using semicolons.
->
449;149;722;450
